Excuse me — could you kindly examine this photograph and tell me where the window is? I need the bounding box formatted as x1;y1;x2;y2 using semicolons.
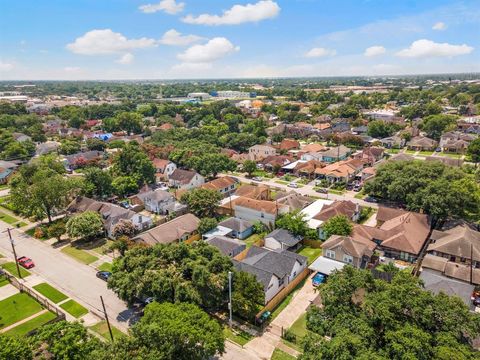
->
326;250;336;259
279;277;285;286
343;255;353;264
261;213;265;218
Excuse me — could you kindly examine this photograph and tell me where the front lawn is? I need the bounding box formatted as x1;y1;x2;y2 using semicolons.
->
223;326;253;346
60;299;88;318
328;189;345;195
271;348;296;360
0;211;19;225
97;262;113;272
89;321;124;341
61;246;98;265
418;150;434;156
405;149;417;154
2;262;31;278
0;292;43;329
297;246;322;265
6;311;56;336
441;152;463;159
33;283;68;304
0;275;9;287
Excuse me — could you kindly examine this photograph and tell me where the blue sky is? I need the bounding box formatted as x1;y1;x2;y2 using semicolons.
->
0;0;479;80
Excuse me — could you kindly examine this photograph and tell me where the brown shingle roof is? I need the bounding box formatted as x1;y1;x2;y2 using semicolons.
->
313;200;359;222
322;235;375;258
232;197;287;215
427;225;480;261
169;169;197;184
201;176;237;191
235;184;269;200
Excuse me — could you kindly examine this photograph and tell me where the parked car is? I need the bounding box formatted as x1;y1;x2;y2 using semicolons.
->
365;196;378;203
96;271;112;281
288;182;298;188
316;188;328;194
143;297;155;305
312;272;326;286
17;256;35;269
252;177;263;182
353;185;362;192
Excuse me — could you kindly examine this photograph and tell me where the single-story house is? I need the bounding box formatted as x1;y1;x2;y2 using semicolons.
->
234;184;270;200
318;145;351;163
407;136;438;151
233;246;307;304
134;213;200;246
265;229;302;251
129;188;185;215
169;169;205;190
205;236;246;258
314;201;361;240
380;135;405;149
218;217;254;240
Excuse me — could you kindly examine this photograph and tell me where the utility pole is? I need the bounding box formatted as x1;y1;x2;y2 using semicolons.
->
4;228;21;279
470;243;474;285
100;296;114;342
228;271;233;328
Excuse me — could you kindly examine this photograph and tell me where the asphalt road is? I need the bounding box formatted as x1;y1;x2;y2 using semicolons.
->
0;221;135;331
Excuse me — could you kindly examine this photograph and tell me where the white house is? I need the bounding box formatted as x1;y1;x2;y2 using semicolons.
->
169;169;205;190
231;197;289;226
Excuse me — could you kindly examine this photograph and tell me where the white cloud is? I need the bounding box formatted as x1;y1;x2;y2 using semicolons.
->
159;29;204;46
364;45;386;57
66;29;156;55
64;66;81;73
177;37;239;63
139;0;184;14
182;0;280;26
396;39;473;58
304;47;336;58
0;61;14;71
432;21;447;31
116;53;134;65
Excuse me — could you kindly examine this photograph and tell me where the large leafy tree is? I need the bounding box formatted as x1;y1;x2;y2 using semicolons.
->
232;271;264;321
181;188;222;218
276;210;310;237
301;267;480;360
364;160;480;221
112;142;155;185
321;215;353;238
10;163;83;223
83;167;113;198
66;211;104;241
242;160;257;177
467;138;480;164
420;114;457;140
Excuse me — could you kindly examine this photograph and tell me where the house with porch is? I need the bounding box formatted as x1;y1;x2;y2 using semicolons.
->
407;136;438;151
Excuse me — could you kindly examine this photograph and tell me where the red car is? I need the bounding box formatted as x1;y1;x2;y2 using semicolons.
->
17;256;35;269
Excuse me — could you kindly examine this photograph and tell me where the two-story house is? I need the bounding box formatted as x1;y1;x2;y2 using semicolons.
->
201;176;238;197
130;188;186;215
248;144;277;161
321;235;375;268
223;196;289;226
152;158;177;182
264;229;302;251
169;169;205;190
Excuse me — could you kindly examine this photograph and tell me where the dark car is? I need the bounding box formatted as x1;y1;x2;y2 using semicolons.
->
96;271;112;281
17;256;35;269
316;188;328;194
364;196;378;203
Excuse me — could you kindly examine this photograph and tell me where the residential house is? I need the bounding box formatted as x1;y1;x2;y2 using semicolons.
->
234;184;270;200
221;196;289;226
35;141;60;156
205;236;246;258
318;145;351;163
233;246;307;303
67;196;153;238
389;153;415;162
293;160;324;178
248;144;277;161
275;191;313;211
133;213;200;246
407;136;438;151
315;158;364;183
169;169;204;190
380;135;405;149
12;132;31;142
260;155;292;171
300;143;326;154
278;139;300;152
351;125;368;135
152;158;176;182
201;176;238;197
129;188;186;215
314;201;361;239
322;235;375;268
218;217;254;240
0;160;18;184
264;229;302;251
422;224;480;285
353;147;384;165
64;151;104;169
361;167;376;181
352;207;430;262
439;131;475;153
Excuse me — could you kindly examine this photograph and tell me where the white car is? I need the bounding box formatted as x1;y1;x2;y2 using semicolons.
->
288;182;298;188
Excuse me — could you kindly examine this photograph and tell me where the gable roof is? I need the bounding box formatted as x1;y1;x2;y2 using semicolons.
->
169;169;198;184
232;197;288;215
152;158;171;171
279;139;300;151
321;145;351;158
134;213;200;246
266;229;302;246
218;217;253;233
205;236;245;256
427;225;480;261
234;184;269;199
322;235;374;258
313;200;359;222
202;176;237;191
133;188;174;203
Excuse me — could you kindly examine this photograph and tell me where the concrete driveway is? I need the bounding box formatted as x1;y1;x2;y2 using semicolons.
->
0;221;135;331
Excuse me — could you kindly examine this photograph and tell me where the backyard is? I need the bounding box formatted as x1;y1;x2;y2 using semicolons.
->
297;246;322;265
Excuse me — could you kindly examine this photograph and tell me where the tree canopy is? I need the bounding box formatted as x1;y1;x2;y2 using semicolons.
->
321;215;353;238
180;188;222;218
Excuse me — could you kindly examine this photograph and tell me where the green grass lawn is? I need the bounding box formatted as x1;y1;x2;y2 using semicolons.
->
270;278;307;320
223;326;253;346
89;239;114;255
354;189;365;199
5;311;56;336
243;234;263;248
0;275;9;287
441;152;463;159
89;321;125;341
405;149;417;154
97;262;113;272
16;221;28;228
61;246;98;265
328;189;345;195
297;246;322;265
289;313;308;338
385;148;400;154
418;151;434;156
33;283;68;304
25;228;36;237
0;211;19;225
0;292;44;329
275;180;289;185
2;262;31;278
271;348;296;360
60;299;88;318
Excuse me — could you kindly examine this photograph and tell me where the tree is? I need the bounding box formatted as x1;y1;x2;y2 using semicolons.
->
112;219;137;239
48;221;66;242
275;210;310;237
189;153;237;178
59;139;81;155
10;166;83;223
0;335;31;360
322;215;353;238
83;167;113;198
467;138;480;164
66;211;104;241
112;176;139;197
181;188;222;218
420;114;457;140
86;138;106;151
109;235;136;257
112;142;155;185
302;267;480;359
367;120;400;138
232;271;264;321
198;217;218;235
129;302;225;360
115;112;143;134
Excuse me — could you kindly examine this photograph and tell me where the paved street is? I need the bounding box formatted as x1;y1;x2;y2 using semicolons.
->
0;221;134;331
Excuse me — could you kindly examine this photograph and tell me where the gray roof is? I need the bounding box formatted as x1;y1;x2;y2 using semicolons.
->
218;217;253;233
135;189;173;203
233;260;275;291
420;268;474;306
205;236;245;257
266;229;302;247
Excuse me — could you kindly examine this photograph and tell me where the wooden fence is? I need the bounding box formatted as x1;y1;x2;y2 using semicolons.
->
256;267;311;320
302;239;323;249
184;233;201;244
233;238;265;261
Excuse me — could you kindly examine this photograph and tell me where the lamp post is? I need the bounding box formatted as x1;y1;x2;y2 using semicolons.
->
228;271;232;327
